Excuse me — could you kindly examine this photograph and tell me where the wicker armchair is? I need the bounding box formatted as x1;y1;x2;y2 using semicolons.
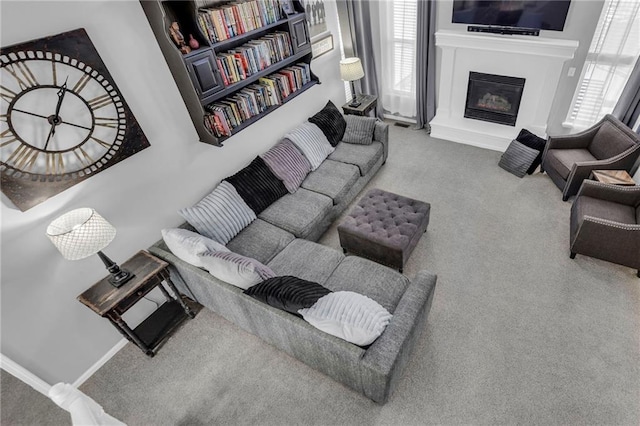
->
541;114;640;201
570;180;640;277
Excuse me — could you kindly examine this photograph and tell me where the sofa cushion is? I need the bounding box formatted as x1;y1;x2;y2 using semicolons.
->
226;219;295;264
545;148;597;180
244;275;332;315
261;138;312;193
299;291;392;346
179;181;256;244
286;122;335;170
198;251;276;290
267;239;344;284
343;115;376;145
516;129;547;174
301;159;360;205
329;141;383;176
161;228;230;268
258;188;333;238
324;256;410;313
225;156;288;214
308;100;347;147
589;121;636;160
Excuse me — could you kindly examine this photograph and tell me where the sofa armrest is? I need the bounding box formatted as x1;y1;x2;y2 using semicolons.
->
359;270;437;403
374;119;389;163
577;180;640;206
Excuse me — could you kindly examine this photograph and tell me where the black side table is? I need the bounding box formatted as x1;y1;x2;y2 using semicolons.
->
342;94;378;116
78;250;196;357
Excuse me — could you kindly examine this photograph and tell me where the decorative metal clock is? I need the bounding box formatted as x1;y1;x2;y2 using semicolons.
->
1;28;150;211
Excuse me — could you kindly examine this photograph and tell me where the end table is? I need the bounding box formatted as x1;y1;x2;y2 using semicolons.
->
77;250;196;357
342;94;377;117
590;170;636;186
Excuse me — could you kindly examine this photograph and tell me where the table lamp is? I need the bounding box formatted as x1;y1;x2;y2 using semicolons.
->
340;57;365;107
47;208;134;287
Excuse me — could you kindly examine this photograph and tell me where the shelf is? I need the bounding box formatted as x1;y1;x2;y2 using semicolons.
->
209;13;304;51
207;79;318;146
200;48;311;106
134;299;189;350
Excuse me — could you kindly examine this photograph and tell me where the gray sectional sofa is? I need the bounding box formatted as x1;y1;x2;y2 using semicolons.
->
149;117;437;403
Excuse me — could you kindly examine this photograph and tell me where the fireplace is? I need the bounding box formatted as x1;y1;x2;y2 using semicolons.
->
464;72;526;126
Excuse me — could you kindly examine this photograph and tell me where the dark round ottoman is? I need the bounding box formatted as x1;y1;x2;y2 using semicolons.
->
337;188;431;273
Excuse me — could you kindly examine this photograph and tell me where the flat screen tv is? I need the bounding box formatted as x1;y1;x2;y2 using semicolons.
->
452;1;571;31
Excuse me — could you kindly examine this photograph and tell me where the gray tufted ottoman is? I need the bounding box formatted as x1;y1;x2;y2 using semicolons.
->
338;188;430;273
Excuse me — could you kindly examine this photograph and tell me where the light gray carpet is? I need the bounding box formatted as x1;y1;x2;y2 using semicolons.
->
29;125;640;425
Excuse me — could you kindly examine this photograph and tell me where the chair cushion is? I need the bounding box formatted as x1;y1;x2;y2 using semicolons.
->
499;140;539;178
573;196;636;226
516;129;547;174
286;122;335;170
258;188;333;238
301;159;360;205
179;181;256;245
308;100;347;147
225;156;288;214
589;121;636;160
226;219;295;264
545;148;597;180
323;256;410;314
261;138;312;193
328;141;384;176
267;239;344;284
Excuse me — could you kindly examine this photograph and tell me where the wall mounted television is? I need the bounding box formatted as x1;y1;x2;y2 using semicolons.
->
452;1;571;31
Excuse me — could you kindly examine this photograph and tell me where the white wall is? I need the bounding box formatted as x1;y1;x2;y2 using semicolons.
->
0;0;344;385
435;0;605;135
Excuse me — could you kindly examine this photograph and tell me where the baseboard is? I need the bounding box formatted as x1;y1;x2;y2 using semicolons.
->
72;339;127;388
430;121;510;152
0;354;51;396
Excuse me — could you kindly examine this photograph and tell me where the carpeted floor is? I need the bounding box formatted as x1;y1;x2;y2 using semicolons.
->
10;125;639;425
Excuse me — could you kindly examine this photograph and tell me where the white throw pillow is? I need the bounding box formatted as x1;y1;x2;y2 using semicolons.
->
161;228;230;267
298;291;392;346
197;251;275;290
285;122;334;170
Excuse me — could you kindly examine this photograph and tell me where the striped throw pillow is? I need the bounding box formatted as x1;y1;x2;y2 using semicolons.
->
308;101;347;146
225;156;288;214
179;181;256;245
299;291;392;346
198;251;276;290
244;275;331;314
261;139;311;193
498;140;539;178
286;122;334;170
343;115;376;145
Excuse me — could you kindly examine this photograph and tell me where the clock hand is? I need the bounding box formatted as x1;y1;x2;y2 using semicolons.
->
11;109;92;130
46;77;69;143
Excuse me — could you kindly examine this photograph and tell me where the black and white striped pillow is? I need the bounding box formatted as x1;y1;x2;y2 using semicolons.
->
499;140;539;178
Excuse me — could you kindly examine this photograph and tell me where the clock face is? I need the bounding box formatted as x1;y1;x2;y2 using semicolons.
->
0;29;150;211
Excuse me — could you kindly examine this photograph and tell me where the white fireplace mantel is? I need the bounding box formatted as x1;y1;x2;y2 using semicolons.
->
430;30;579;152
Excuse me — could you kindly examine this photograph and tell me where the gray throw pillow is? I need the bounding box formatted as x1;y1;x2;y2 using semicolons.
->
179;181;256;244
342;115;377;145
261;138;312;193
197;250;276;290
499;140;539;178
285;122;334;170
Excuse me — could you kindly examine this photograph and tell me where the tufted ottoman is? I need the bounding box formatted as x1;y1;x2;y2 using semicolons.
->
337;188;430;273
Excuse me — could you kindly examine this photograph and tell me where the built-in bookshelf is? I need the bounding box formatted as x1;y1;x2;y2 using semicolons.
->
141;0;318;146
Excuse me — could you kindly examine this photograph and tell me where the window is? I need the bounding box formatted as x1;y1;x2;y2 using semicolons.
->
564;0;640;130
378;0;417;119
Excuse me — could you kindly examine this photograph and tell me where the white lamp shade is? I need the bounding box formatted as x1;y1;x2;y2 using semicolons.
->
46;208;116;261
340;57;365;82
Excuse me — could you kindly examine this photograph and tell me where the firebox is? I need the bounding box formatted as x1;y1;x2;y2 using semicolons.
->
464;72;525;126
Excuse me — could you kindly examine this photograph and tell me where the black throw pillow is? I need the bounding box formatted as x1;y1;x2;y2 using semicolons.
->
225;156;288;214
244;275;331;315
516;129;547;174
308;100;347;147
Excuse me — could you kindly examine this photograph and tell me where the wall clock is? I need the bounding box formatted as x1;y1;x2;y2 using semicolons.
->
0;28;150;211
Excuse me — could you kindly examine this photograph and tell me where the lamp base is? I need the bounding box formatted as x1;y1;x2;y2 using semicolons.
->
108;269;134;288
348;100;362;108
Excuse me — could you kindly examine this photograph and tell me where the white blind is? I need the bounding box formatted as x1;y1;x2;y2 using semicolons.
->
565;0;640;129
379;0;417;118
